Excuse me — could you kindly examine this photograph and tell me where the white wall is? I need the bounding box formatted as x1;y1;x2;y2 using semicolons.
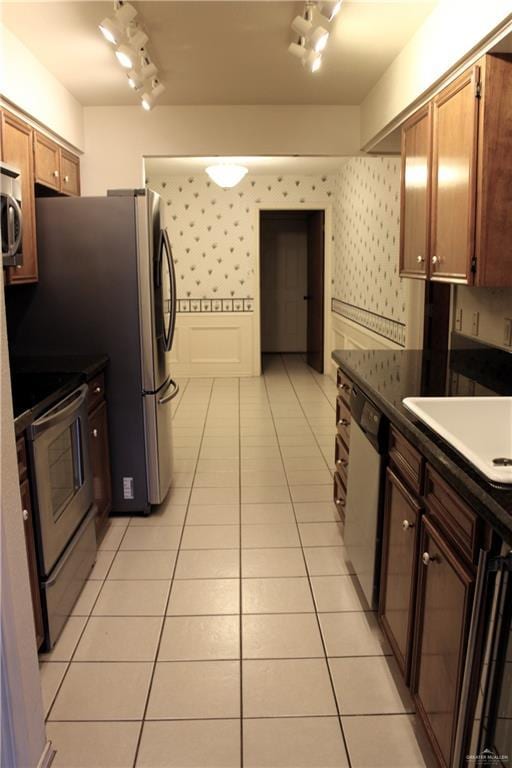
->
0;22;84;150
81;105;360;195
361;0;512;148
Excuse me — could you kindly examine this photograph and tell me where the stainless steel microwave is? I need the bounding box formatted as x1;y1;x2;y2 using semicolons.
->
1;162;23;268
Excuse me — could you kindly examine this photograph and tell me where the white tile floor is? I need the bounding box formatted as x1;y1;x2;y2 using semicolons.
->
41;355;435;767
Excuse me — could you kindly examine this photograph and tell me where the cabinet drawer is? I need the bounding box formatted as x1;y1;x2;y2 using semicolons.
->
389;426;424;494
88;373;106;412
334;433;349;485
60;150;80;196
336;397;351;445
337;369;352;406
16;436;28;481
424;464;480;564
34;132;61;190
333;471;347;522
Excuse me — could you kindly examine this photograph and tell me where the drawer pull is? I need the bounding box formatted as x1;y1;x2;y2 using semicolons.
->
93;385;102;394
422;552;438;566
22;509;29;521
92;428;99;438
402;519;414;531
339;383;349;391
338;418;350;427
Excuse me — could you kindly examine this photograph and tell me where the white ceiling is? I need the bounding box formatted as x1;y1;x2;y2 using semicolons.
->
1;1;436;106
144;155;347;177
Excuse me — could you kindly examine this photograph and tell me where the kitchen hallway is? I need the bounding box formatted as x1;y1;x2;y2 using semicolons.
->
40;356;433;767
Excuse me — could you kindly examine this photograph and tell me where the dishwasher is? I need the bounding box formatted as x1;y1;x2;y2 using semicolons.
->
344;385;388;610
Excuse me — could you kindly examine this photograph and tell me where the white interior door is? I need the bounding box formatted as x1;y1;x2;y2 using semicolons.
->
261;216;308;353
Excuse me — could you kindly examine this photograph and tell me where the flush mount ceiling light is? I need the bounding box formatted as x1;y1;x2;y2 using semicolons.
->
288;1;338;73
99;3;166;111
205;164;249;189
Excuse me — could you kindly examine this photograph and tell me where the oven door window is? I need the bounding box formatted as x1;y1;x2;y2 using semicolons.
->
48;419;84;522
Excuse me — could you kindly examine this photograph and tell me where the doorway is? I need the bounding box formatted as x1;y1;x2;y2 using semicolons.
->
259;210;325;373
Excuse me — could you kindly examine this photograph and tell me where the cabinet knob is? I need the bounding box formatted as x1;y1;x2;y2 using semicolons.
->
336;458;348;468
94;386;102;394
335;498;346;507
339;383;349;391
422;552;438;566
338;418;350;427
22;509;29;521
63;175;69;183
53;170;59;178
402;519;414;530
92;428;99;438
432;255;440;265
416;255;424;264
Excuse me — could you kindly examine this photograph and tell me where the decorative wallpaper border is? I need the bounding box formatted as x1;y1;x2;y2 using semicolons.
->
178;298;254;313
332;298;406;347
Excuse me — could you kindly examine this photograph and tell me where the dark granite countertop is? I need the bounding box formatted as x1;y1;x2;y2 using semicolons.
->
12;354;109;436
332;337;512;543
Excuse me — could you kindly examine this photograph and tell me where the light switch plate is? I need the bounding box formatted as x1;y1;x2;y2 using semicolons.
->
504;318;512;347
472;312;479;336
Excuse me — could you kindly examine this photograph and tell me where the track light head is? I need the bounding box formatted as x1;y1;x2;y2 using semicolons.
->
127;69;143;90
303;50;322;73
141;78;165;110
114;1;137;25
288;41;308;60
115;43;135;68
99;17;122;44
127;24;148;50
310;25;329;52
291;15;312;38
139;52;158;80
317;0;342;22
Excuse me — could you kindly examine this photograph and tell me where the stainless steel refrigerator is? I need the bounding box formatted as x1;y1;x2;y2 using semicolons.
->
14;188;178;515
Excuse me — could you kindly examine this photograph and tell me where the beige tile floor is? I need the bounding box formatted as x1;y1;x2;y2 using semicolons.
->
41;355;435;767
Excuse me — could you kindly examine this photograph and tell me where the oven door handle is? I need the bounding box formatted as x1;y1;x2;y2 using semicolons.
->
29;384;88;438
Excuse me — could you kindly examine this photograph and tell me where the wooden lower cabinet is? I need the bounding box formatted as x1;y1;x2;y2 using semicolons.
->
412;514;475;768
379;468;421;681
88;399;112;538
20;478;45;650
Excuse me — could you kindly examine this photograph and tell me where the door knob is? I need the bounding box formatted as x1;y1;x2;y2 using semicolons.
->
422;552;438;566
402;519;414;530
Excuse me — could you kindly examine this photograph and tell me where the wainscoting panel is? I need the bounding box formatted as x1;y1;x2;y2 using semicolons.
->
328;311;403;379
168;313;254;377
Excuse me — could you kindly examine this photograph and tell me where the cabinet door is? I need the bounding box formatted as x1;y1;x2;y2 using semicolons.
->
430;66;480;283
1;111;38;284
60;150;80;196
412;515;475;768
20;479;45;649
89;400;112;537
399;105;431;278
379;468;420;681
34;132;61;190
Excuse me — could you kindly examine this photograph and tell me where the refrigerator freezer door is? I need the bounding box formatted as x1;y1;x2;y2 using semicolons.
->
136;189;168;394
143;377;179;504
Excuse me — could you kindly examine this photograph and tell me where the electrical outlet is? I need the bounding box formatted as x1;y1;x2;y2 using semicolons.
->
455;308;463;331
472;312;479;336
504;318;512;347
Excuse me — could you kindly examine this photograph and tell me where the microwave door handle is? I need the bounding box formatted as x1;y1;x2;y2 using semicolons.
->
6;195;22;257
29;384;88;438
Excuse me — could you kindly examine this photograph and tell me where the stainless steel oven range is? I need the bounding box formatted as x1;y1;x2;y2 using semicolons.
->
27;384;97;649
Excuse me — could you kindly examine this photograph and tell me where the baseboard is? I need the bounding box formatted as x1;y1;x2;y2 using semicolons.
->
168;312;254;377
37;741;55;768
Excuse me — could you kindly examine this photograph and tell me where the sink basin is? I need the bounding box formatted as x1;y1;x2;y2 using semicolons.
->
402;397;512;484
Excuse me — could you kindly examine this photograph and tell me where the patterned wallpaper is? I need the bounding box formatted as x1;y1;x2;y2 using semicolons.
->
332;157;405;346
146;173;334;310
147;157;405;345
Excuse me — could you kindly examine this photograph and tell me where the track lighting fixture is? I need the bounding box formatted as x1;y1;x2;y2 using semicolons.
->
288;1;339;73
318;0;342;22
99;3;166;110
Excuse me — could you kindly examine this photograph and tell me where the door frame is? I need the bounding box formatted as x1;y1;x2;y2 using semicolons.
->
253;202;332;376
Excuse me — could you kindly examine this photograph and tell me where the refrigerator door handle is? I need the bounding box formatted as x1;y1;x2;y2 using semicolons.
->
158;378;179;405
162;228;177;352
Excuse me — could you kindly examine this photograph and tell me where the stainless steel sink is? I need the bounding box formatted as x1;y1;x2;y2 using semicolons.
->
402;397;512;484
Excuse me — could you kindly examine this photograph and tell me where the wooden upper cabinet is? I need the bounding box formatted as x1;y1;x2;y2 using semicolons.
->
1;110;39;284
60;149;80;196
430;66;479;283
399;105;431;278
34;132;61;190
412;515;475;768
